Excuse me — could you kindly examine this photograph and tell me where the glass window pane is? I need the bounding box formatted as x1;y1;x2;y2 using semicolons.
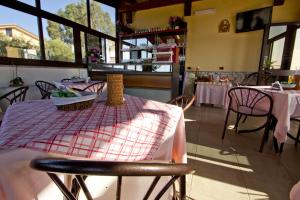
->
154;64;172;72
124;39;136;45
86;34;104;64
81;32;86;63
270;38;285;69
137;38;147;46
122;44;130;60
291;29;300;70
0;6;40;59
41;0;87;26
43;19;75;62
269;25;287;39
106;39;115;63
17;0;36;6
90;0;116;37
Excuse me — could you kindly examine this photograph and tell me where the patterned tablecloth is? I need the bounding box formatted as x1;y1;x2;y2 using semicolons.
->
195;82;231;108
0;95;186;200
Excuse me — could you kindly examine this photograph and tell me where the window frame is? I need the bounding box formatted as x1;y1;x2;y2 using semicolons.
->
0;0;117;67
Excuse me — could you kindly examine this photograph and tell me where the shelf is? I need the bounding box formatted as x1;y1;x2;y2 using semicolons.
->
153;51;173;55
120;28;186;39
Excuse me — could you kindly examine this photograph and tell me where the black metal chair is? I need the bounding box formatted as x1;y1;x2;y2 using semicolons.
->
222;87;273;152
168;95;195;112
74;81;105;95
240;71;273;86
30;158;194;200
287;117;300;147
0;86;29;125
35;80;56;99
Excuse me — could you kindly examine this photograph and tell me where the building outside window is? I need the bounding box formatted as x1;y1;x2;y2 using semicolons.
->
5;28;12;37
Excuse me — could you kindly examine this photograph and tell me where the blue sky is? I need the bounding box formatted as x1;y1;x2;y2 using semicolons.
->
0;0;115;39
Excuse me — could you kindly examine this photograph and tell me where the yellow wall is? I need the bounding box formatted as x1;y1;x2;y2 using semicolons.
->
132;0;300;72
272;0;300;23
132;4;184;29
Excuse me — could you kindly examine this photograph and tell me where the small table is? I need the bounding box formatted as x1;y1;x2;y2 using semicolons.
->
195;82;231;108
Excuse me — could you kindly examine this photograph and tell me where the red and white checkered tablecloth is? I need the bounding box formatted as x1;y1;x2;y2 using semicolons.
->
0;95;185;162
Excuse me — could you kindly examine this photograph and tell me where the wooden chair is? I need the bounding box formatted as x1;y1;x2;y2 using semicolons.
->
35;81;56;99
0;86;29;125
222;87;273;152
31;158;194;200
167;95;195;112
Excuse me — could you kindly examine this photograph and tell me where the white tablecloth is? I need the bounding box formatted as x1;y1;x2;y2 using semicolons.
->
0;95;186;200
195;82;231;108
245;86;300;143
264;90;300;143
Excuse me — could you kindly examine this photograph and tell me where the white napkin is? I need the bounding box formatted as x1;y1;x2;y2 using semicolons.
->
272;81;283;91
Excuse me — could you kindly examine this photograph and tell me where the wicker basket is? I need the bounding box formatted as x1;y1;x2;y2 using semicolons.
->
51;92;97;111
106;74;124;106
56;99;94;111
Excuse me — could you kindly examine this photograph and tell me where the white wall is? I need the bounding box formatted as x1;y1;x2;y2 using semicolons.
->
0;65;171;110
0;65;87;109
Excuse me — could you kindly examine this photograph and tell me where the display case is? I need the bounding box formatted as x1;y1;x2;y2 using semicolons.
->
119;29;186;65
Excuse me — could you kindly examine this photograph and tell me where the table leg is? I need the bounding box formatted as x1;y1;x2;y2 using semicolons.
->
179;175;186;200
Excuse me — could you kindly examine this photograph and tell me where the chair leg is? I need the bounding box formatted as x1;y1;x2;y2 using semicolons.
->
222;109;231;139
279;143;284;153
235;113;242;132
242;115;248;123
259;116;271;152
295;123;300;147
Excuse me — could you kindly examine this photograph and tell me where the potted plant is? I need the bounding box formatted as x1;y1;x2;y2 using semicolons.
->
9;77;24;87
263;56;276;70
87;48;104;64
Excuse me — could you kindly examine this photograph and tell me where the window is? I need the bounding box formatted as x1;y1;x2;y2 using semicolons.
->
0;6;40;59
0;1;116;65
269;25;287;39
106;39;115;63
291;28;300;70
41;0;88;26
5;28;12;37
43;19;75;62
90;0;116;37
270;38;285;69
81;32;86;63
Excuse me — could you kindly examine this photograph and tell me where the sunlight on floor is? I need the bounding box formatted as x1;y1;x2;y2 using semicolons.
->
187;154;253;172
185;118;197;122
187;142;251;166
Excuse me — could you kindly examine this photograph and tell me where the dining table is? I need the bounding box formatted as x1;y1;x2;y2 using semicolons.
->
195;82;232;108
245;86;300;145
0;94;186;200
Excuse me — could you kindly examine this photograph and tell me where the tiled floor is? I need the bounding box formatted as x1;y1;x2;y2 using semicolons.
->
184;105;300;200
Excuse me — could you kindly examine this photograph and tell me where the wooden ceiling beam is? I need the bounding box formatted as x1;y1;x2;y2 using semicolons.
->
118;0;201;13
273;0;285;6
184;0;192;16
